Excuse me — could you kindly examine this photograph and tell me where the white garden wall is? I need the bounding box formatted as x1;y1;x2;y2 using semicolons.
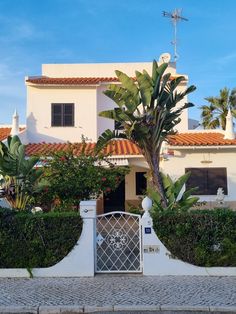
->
0;199;235;278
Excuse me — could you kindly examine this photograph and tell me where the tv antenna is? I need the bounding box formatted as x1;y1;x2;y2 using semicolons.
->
162;9;188;62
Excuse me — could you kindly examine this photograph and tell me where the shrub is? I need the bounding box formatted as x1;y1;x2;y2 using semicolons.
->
0;208;82;268
34;144;129;211
148;172;199;213
0;136;45;210
152;208;236;267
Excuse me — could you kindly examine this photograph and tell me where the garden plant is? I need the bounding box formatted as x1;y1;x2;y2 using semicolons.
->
96;61;196;208
34;143;129;211
0;136;45;210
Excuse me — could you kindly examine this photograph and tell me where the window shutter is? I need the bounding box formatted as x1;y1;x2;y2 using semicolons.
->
51;103;74;127
51;103;63;126
207;168;227;195
63;103;74;126
185;167;228;195
186;168;207;195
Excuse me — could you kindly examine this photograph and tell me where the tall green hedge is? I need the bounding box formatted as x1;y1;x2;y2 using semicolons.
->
0;209;83;268
152;209;236;267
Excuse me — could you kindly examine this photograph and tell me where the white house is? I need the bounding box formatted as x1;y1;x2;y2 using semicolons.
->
1;55;236;211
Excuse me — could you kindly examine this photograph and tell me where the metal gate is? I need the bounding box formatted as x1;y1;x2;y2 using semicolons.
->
96;211;142;273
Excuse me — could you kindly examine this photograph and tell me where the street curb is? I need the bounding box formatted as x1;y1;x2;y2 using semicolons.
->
114;304;161;311
0;305;236;313
84;305;113;313
0;305;37;314
160;305;210;311
209;306;236;313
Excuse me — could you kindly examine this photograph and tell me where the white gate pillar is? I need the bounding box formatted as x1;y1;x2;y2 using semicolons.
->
141;197;161;275
79;200;97;276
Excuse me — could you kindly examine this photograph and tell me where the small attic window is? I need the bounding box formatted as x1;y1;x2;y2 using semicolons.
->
51;103;74;127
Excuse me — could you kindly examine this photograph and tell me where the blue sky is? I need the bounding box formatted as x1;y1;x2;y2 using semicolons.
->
0;0;236;124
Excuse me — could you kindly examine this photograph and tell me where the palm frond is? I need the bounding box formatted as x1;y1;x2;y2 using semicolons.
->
95;129;127;154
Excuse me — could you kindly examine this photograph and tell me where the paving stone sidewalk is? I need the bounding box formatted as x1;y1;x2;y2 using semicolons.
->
0;275;235;313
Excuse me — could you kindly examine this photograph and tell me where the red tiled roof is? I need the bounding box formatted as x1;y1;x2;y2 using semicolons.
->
25;132;236;157
26;75;180;85
25;140;142;156
26;77;122;85
168;132;236;146
0;127;25;141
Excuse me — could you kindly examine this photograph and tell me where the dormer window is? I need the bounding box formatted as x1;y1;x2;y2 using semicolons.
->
51;103;74;127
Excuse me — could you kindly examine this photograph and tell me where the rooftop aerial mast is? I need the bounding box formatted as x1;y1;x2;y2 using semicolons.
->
162;9;188;62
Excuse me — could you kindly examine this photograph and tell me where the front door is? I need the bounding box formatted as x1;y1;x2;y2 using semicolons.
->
104;179;125;213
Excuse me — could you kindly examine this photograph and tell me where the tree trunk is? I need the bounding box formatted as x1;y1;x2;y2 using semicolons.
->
143;149;168;209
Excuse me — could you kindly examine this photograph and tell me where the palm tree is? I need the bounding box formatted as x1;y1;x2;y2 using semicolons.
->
96;61;196;208
200;87;236;130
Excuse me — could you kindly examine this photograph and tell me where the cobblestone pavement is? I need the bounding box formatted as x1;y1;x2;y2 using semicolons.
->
0;275;235;312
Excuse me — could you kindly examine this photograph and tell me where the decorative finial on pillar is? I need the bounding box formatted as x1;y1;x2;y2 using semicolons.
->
10;109;19;136
224;108;235;139
142;196;153;218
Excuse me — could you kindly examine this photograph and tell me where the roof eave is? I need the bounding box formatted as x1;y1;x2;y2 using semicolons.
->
168;145;236;149
109;154;143;158
25;82;101;87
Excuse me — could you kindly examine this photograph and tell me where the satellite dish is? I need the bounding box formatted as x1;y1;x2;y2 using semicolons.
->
159;53;171;64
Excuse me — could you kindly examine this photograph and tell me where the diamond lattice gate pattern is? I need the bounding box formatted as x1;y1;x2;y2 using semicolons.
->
96;212;142;273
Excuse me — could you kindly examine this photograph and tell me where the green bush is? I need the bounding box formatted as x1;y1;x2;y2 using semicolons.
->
152;208;236;267
0;208;82;268
35;145;129;211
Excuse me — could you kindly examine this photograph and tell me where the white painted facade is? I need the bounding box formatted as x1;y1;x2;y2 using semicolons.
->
162;144;236;206
25;60;188;143
26;85;99;143
23;58;236;208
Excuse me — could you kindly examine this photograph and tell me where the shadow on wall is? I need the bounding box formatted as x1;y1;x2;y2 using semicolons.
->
26;112;71;143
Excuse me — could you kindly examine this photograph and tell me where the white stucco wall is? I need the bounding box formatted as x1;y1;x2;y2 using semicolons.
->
42;62;177;78
25;61;190;141
141;200;236;276
96;85;116;137
162;148;236;203
26;86;98;143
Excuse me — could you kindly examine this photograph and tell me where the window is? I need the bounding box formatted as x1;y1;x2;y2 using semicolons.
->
51;103;74;127
136;172;147;195
185;167;227;195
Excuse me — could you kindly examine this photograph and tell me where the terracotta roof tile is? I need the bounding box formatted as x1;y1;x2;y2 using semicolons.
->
25;132;236;157
26;77;123;85
0;127;25;141
26;75;179;85
168;132;236;146
25;140;142;156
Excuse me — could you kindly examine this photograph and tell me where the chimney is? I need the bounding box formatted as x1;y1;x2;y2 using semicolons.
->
224;108;235;139
10;109;19;136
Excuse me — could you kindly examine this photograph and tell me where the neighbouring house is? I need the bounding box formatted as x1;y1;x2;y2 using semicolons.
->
1;55;236;212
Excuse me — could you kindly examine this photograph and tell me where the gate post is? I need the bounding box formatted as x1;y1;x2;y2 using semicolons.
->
141;196;160;275
79;200;97;276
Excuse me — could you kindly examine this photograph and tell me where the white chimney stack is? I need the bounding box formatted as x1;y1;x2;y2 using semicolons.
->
10;109;19;136
224;108;235;139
